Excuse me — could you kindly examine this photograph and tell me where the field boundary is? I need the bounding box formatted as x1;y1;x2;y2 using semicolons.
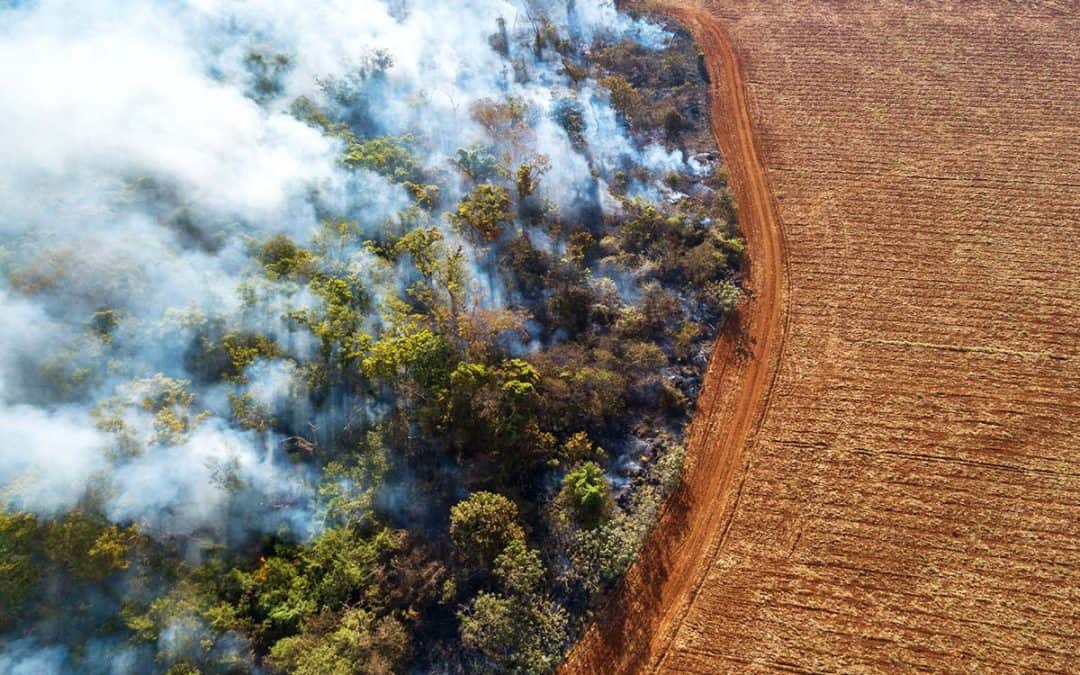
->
562;2;791;672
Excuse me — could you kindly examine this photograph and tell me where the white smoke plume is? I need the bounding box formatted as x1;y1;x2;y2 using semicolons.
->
0;0;668;544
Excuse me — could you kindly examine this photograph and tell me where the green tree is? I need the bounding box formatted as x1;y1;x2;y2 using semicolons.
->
493;538;544;596
458;591;567;674
451;184;513;244
449;492;525;572
559;462;613;529
599;74;644;122
455;146;500;181
391;227;469;332
44;512;135;582
0;512;42;624
288;274;372;368
446;359;550;470
268;608;408;675
260;235;315;280
362;328;452;399
344;136;422;184
221;332;280;381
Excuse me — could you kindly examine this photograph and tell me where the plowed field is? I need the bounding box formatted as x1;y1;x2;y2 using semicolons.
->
566;0;1080;671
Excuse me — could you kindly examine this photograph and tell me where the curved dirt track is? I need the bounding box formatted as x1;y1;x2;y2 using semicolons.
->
567;0;1080;672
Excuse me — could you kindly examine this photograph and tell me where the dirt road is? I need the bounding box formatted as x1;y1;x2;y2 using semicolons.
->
567;0;1079;671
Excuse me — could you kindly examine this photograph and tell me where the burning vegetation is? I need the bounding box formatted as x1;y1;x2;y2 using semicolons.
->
0;0;740;672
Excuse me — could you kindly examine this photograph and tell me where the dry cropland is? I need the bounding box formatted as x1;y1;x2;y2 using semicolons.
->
565;0;1080;671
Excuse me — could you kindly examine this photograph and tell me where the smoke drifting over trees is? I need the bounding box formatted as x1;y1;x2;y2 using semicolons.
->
0;0;741;671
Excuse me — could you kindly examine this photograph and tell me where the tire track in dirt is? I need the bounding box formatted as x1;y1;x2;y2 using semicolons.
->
562;3;789;672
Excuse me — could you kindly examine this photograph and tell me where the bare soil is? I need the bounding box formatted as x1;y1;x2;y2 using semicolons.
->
565;0;1080;671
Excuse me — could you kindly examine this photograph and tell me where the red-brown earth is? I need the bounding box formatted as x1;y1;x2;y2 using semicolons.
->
566;0;1080;671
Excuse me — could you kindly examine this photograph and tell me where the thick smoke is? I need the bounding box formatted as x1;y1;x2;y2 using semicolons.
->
0;0;675;669
0;0;666;536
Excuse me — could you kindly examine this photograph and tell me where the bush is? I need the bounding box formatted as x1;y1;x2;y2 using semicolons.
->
537;350;627;434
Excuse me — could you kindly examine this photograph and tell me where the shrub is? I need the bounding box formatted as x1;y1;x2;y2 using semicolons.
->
44;512;135;582
267;609;408;675
702;279;742;317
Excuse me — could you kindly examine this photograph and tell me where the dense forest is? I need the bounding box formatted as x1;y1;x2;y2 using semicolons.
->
0;1;740;672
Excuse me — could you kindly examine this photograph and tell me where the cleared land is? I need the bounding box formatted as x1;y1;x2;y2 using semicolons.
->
566;0;1080;671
